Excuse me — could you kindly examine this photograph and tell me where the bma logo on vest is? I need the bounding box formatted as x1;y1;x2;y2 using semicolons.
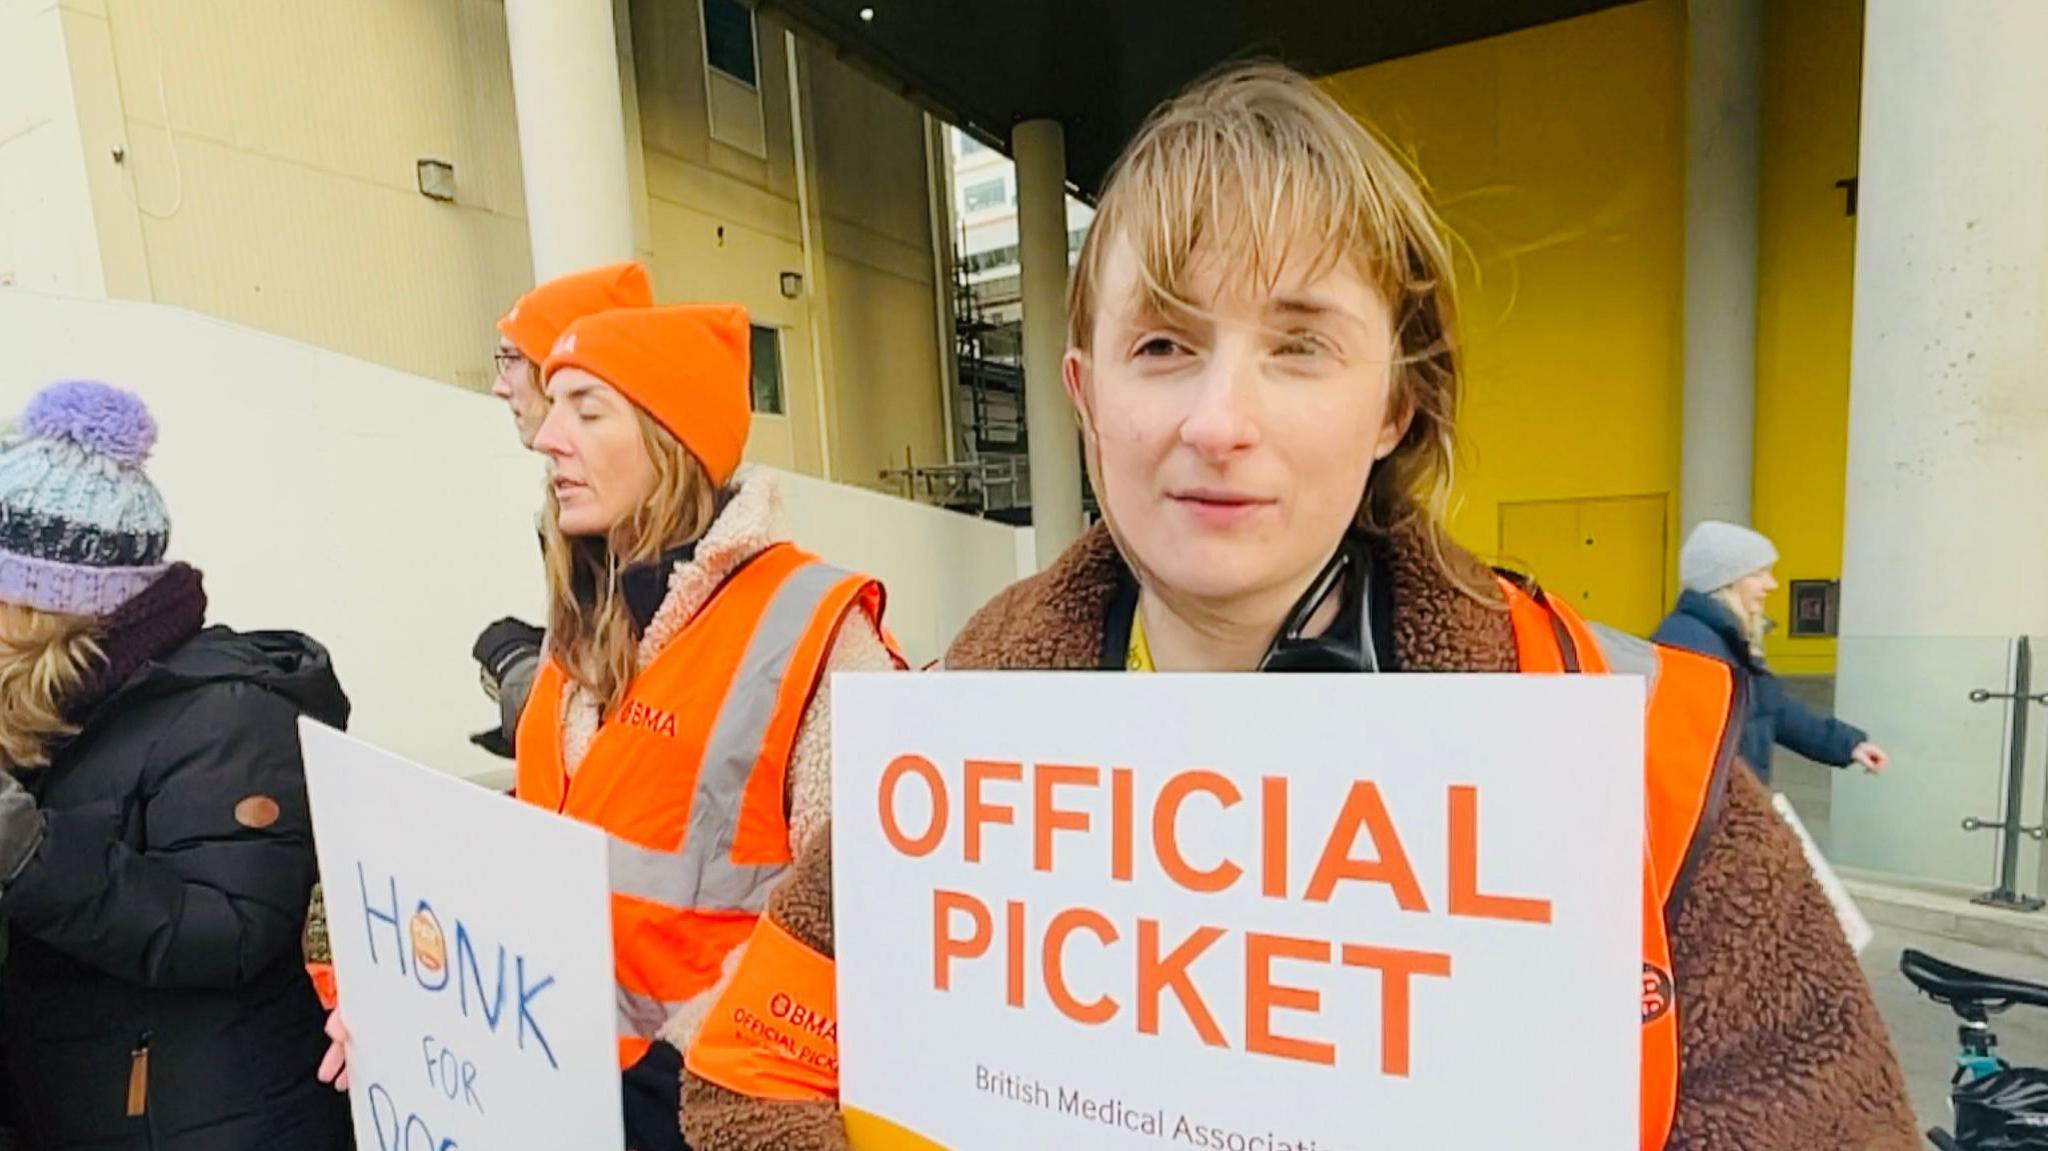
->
619;696;678;738
356;862;560;1069
1641;962;1674;1025
770;992;836;1044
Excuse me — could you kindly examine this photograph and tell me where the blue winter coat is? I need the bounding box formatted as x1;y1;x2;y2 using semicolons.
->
1651;589;1866;784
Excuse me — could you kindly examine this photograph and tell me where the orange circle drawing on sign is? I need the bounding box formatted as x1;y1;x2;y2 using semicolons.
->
411;909;448;974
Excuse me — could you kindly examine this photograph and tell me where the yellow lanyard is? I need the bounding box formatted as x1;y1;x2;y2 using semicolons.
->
1126;605;1154;673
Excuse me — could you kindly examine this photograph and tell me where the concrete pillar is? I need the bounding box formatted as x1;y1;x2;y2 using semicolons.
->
504;0;635;281
924;114;962;466
1680;0;1763;531
1012;118;1083;567
1828;0;2048;887
611;0;657;269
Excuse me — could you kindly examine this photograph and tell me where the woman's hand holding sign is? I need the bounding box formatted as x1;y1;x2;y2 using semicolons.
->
318;1009;351;1092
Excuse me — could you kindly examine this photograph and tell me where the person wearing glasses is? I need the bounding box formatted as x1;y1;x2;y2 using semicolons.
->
470;262;655;758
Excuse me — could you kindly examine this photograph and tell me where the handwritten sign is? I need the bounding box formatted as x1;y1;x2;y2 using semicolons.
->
301;721;622;1150
832;673;1645;1150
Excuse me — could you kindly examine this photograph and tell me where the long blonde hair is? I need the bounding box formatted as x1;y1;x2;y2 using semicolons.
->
0;604;101;771
1710;586;1769;661
543;410;720;717
1067;61;1473;591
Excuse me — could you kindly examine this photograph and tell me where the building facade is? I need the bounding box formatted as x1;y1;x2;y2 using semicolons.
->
2;0;952;492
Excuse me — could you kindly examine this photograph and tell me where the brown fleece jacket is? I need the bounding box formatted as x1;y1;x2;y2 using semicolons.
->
684;527;1918;1151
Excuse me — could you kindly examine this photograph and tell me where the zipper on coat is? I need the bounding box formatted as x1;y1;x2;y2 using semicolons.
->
126;1033;150;1119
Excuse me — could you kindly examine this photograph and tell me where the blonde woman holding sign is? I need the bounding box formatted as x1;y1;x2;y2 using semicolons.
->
678;63;1917;1151
524;304;901;1151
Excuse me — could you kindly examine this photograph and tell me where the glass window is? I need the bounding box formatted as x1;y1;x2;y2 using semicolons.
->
963;244;1019;274
962;178;1008;213
704;0;758;86
749;324;784;415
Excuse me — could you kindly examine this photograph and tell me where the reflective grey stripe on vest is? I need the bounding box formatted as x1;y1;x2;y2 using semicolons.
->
618;984;689;1041
606;561;856;916
1588;622;1663;696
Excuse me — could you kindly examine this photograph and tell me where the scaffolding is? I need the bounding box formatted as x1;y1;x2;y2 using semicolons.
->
879;220;1033;522
880;219;1102;526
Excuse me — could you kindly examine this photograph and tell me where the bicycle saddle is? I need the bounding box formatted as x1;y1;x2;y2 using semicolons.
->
1903;948;2048;1013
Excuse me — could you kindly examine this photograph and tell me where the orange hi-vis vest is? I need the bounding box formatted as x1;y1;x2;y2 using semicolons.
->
686;578;1742;1151
1501;577;1743;1150
516;542;891;1069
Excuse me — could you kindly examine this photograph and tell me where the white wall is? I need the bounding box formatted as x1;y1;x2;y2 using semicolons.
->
1;289;1028;780
0;0;106;295
5;288;545;780
777;470;1025;667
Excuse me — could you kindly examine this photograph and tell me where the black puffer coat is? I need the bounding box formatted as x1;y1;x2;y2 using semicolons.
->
0;627;352;1150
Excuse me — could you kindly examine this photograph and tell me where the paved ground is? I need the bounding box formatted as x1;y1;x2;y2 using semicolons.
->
1766;676;2023;1135
1864;922;2048;1138
1712;676;2048;1138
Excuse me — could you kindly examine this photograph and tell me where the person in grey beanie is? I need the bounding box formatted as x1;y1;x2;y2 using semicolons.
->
1652;520;1889;785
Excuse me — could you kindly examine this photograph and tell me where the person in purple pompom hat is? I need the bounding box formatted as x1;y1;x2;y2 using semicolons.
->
0;381;353;1150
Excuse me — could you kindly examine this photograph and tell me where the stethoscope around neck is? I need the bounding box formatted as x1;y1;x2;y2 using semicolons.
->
1257;530;1380;674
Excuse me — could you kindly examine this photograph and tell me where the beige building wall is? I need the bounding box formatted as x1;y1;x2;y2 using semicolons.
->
631;0;821;476
43;0;945;491
808;51;950;491
86;0;533;391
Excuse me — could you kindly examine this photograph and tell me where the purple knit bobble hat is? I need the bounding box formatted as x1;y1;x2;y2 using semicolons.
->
0;382;171;617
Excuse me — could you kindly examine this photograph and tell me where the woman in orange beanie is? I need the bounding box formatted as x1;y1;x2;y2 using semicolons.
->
322;304;902;1151
473;260;655;761
527;302;902;1151
492;261;653;451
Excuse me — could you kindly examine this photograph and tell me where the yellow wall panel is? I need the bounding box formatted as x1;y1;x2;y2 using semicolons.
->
1324;0;1686;575
1579;494;1672;637
1501;495;1669;638
1754;0;1862;675
1499;499;1588;598
1327;0;1860;662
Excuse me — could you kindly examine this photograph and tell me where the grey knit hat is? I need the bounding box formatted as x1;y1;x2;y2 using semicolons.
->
0;382;170;616
1680;521;1778;594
